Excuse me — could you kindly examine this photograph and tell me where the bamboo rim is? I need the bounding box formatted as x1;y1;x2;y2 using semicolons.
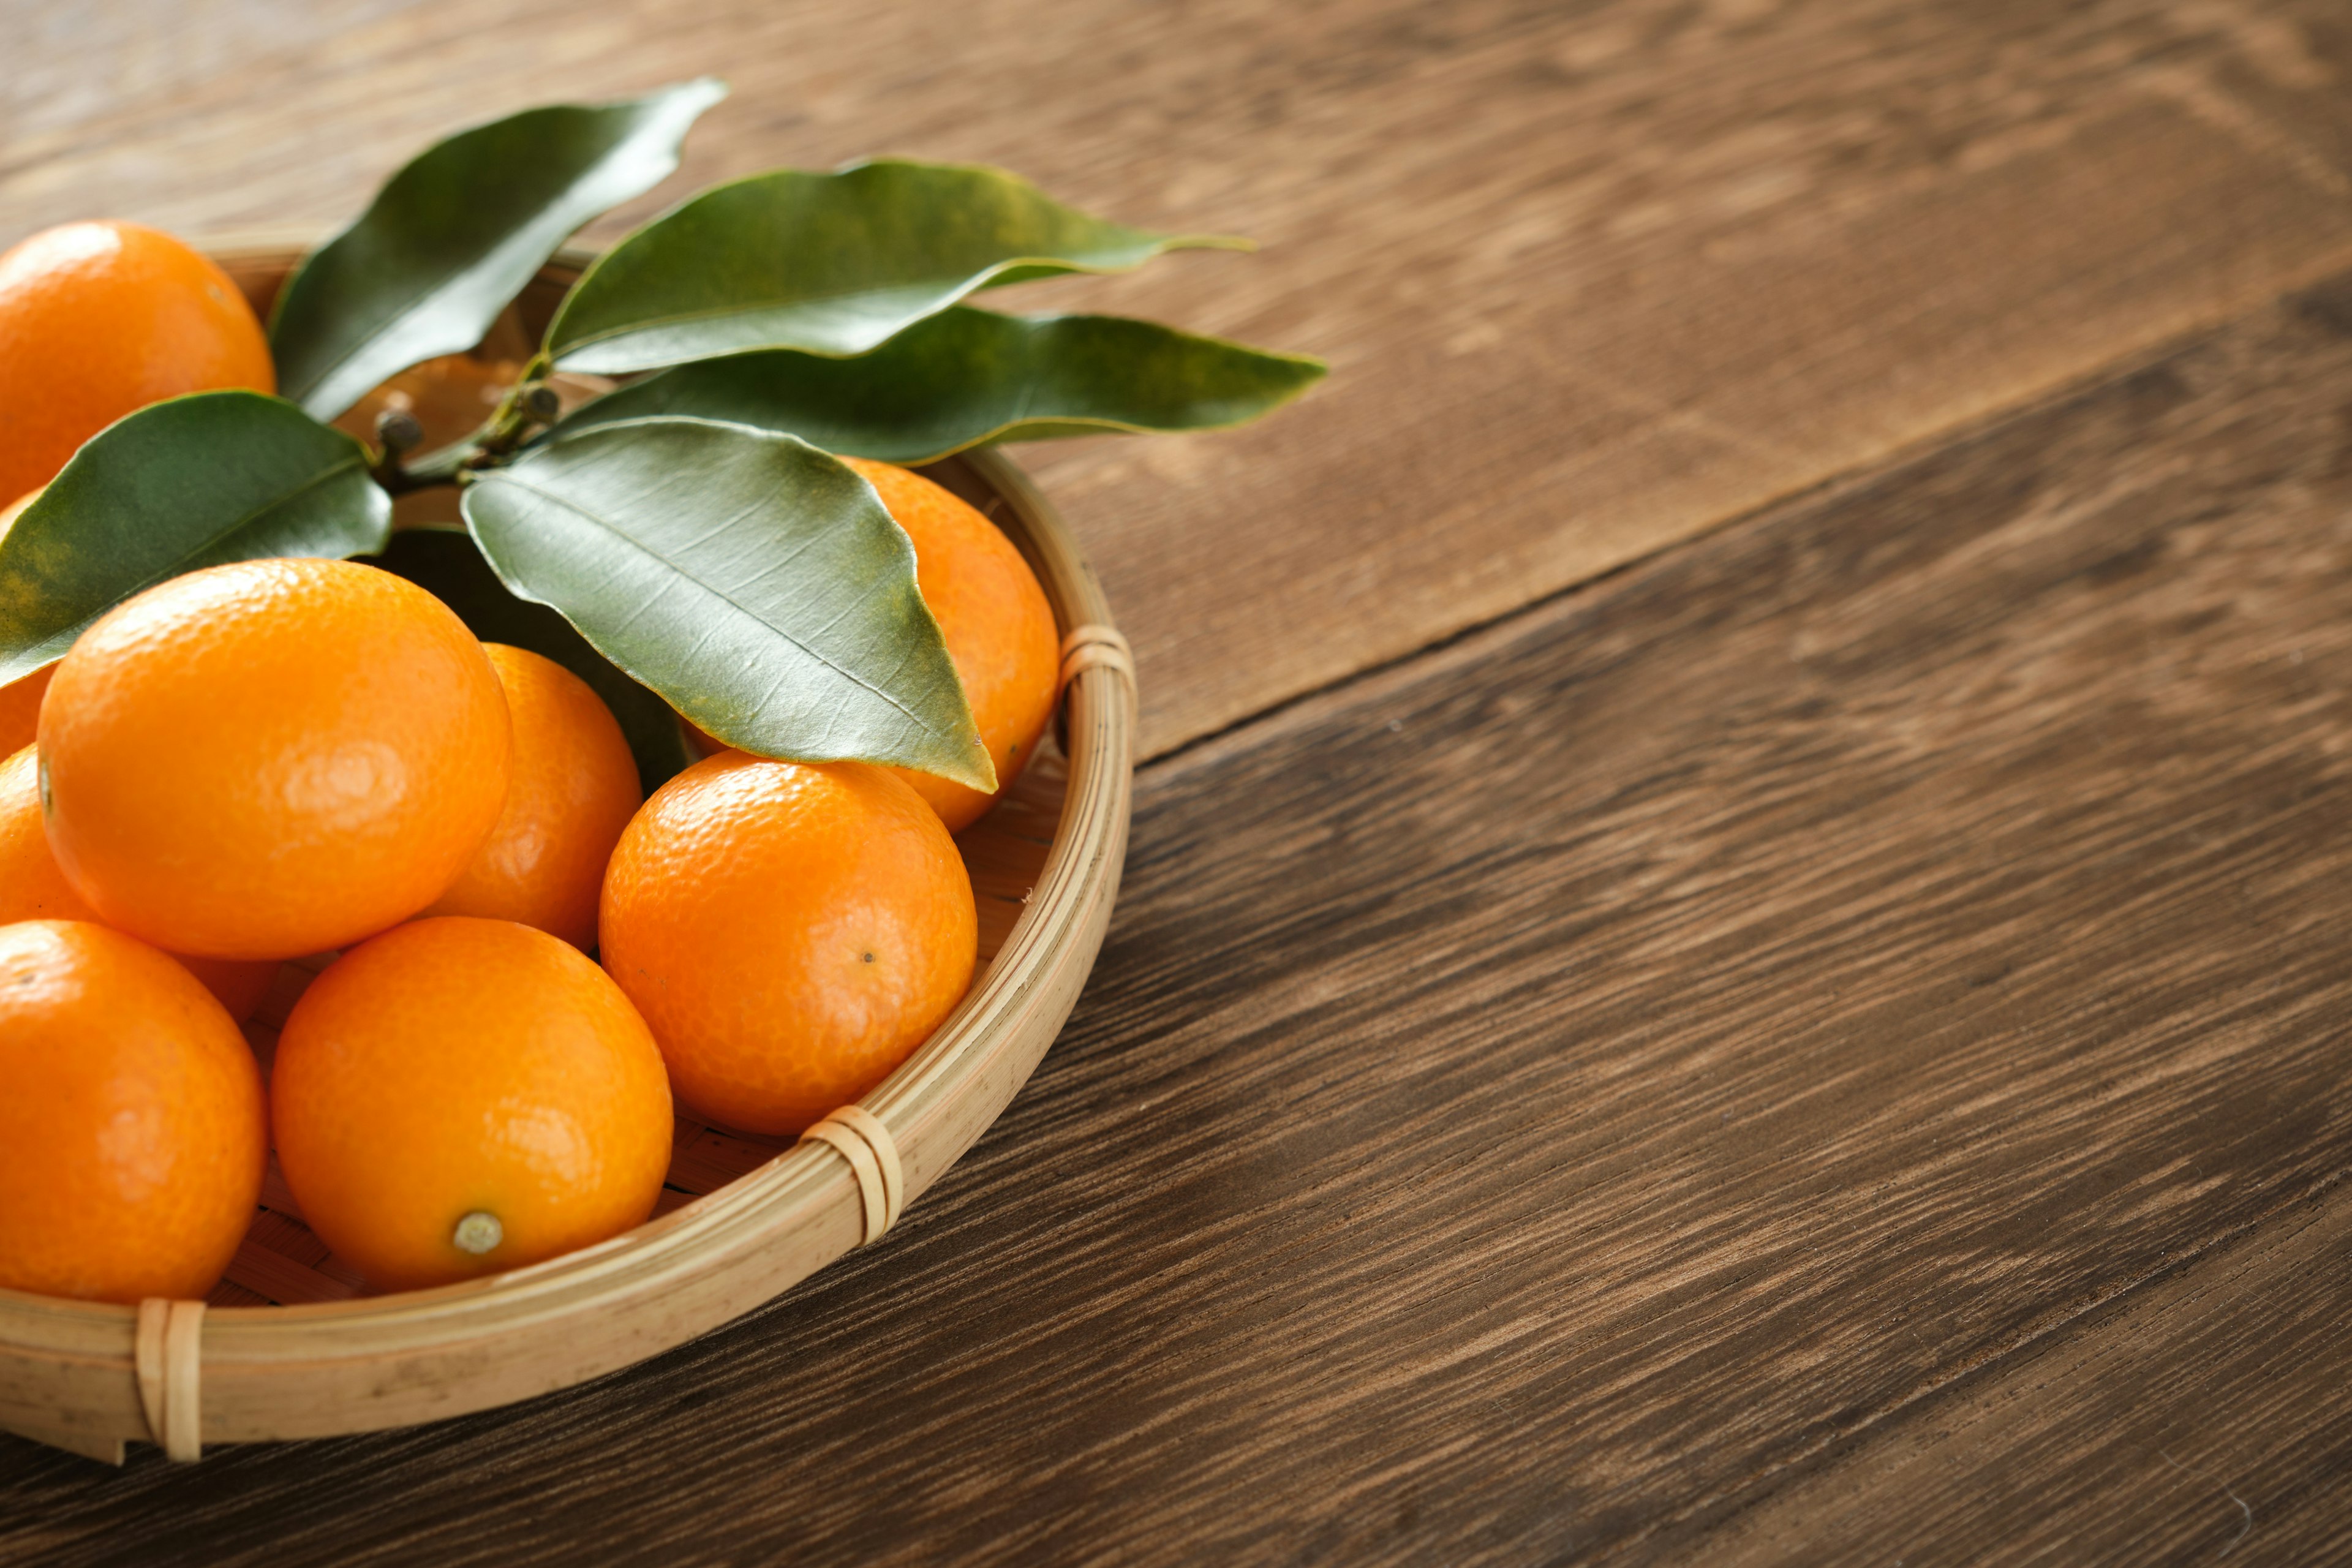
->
0;244;1134;1461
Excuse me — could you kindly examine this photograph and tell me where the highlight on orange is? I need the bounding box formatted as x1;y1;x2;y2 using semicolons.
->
271;916;674;1292
425;644;642;950
601;753;978;1136
0;745;276;1021
0;221;274;507
839;458;1060;832
0;919;266;1303
39;558;511;960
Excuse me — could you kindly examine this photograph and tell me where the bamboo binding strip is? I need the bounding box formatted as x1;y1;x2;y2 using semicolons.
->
0;249;1135;1461
797;1107;906;1244
134;1299;205;1463
1060;625;1136;693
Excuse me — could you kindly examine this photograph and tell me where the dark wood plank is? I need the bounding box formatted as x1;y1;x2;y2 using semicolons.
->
9;259;2352;1564
13;2;2352;754
1704;1186;2352;1565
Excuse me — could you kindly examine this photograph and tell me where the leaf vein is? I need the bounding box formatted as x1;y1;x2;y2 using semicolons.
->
480;473;951;737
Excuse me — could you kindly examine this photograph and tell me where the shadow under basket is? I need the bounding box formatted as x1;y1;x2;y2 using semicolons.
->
0;244;1137;1464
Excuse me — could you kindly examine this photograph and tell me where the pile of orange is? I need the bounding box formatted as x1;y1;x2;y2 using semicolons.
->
0;221;1061;1303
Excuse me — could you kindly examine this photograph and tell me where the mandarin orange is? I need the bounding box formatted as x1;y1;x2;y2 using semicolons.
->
601;753;977;1136
272;916;673;1291
0;745;277;1021
424;644;641;949
0;488;48;757
0;919;266;1302
0;221;274;507
40;558;511;960
0;663;51;758
839;458;1059;831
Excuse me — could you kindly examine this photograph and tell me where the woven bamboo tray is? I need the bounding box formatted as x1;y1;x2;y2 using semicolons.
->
0;244;1134;1464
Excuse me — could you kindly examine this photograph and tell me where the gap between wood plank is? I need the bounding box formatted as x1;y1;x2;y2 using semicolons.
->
1697;1169;2352;1564
21;2;2352;763
1642;1166;2352;1561
1106;259;2352;1559
1134;243;2352;782
11;221;2352;1568
1107;261;2352;1556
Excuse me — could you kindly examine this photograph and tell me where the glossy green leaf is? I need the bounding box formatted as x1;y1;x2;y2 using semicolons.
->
368;527;694;796
460;417;992;788
544;159;1247;374
0;392;391;684
543;307;1327;462
270;78;728;421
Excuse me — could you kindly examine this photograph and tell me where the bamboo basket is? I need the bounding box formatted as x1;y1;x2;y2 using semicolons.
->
0;244;1135;1464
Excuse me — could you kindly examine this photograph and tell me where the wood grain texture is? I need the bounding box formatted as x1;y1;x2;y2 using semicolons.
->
7;253;2352;1562
1705;1188;2352;1565
12;1;2352;755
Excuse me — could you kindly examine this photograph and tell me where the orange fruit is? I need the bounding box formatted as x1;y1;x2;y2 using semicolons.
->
0;488;51;757
600;753;977;1135
424;644;641;949
272;916;673;1291
0;663;51;758
0;919;266;1302
0;744;276;1021
0;221;274;507
40;558;511;960
839;458;1059;831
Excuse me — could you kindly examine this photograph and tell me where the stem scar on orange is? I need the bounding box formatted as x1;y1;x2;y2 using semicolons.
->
838;458;1060;832
0;222;274;507
0;919;266;1303
0;745;277;1022
39;558;511;961
271;916;674;1292
600;754;978;1136
424;644;642;950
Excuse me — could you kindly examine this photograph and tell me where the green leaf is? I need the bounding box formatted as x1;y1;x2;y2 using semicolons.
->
459;417;993;788
544;159;1247;374
0;392;391;684
542;307;1327;462
368;527;695;796
270;78;728;422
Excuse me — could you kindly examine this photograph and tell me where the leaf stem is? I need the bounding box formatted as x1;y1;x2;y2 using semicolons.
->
471;352;559;461
384;434;483;491
368;352;562;494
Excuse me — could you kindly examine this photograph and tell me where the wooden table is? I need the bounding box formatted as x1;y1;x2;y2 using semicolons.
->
8;1;2352;1559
